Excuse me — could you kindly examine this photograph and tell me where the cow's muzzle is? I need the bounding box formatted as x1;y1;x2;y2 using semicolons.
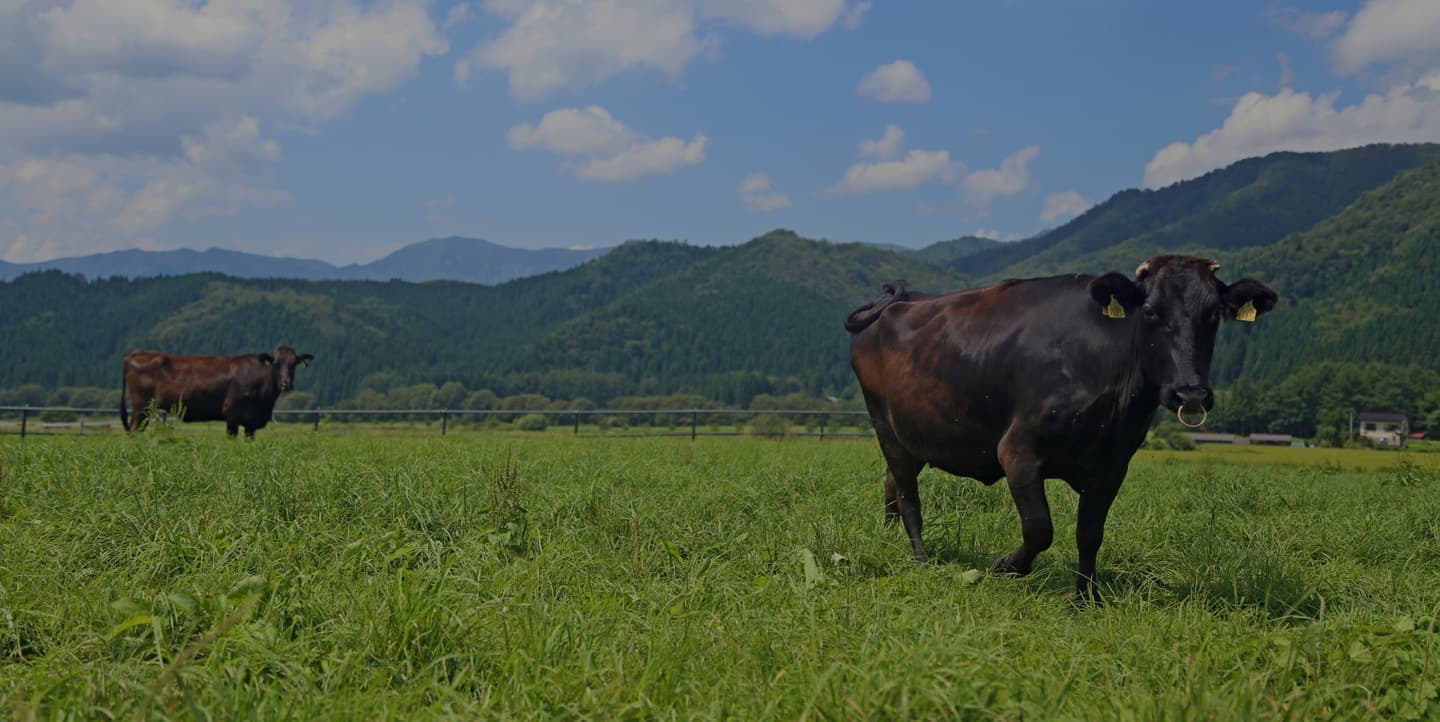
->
1162;385;1213;413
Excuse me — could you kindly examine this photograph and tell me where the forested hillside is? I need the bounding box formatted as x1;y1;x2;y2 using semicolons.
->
3;146;1438;421
908;236;1001;266
953;144;1439;280
0;232;962;404
1210;156;1440;385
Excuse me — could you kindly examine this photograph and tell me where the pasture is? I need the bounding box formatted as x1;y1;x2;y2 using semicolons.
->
2;433;1438;720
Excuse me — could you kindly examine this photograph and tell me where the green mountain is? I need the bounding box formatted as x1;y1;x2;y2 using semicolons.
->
959;143;1440;281
1207;156;1440;386
0;232;962;404
0;236;609;285
908;235;1002;267
4;146;1439;410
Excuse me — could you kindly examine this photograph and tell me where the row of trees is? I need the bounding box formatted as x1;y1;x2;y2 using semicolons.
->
1206;362;1440;443
4;361;1435;442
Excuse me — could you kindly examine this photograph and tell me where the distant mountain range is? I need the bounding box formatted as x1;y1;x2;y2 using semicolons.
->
0;236;610;285
4;143;1439;405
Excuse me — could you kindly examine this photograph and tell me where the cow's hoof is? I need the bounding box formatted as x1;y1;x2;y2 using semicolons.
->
1074;581;1105;606
991;552;1032;576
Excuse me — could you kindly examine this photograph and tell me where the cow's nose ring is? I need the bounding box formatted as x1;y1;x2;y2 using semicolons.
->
1176;406;1207;428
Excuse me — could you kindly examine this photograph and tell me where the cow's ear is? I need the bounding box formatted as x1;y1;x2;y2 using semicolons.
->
1220;277;1278;322
258;353;274;366
298;353;314;368
1088;272;1143;319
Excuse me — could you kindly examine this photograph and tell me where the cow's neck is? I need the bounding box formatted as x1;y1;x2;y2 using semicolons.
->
1113;319;1160;420
260;369;281;403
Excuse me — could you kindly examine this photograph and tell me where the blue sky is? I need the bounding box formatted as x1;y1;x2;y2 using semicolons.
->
2;0;1438;263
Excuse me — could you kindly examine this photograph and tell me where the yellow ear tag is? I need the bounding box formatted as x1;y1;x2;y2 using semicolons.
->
1102;295;1125;319
1235;300;1257;322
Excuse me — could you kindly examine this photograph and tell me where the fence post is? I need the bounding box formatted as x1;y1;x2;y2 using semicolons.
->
441;411;448;436
819;414;826;441
313;410;321;432
20;406;29;438
574;412;580;436
691;411;697;441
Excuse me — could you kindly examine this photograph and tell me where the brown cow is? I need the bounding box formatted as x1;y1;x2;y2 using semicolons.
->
120;346;314;438
847;256;1277;598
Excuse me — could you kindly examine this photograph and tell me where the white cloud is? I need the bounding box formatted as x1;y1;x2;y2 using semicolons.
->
1040;191;1091;224
1143;79;1440;188
858;124;904;160
508;106;637;155
509;106;707;182
1265;5;1348;39
38;0;259;81
825;124;959;195
0;0;447;262
460;0;854;99
458;0;701;98
856;59;931;103
1333;0;1440;74
962;145;1039;216
825;149;956;196
700;0;848;37
738;171;791;212
1;142;291;261
577;134;708;182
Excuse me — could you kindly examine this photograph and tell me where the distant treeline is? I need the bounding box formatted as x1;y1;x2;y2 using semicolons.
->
6;361;1436;442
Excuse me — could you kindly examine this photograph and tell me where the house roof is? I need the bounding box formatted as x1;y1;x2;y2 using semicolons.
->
1358;411;1407;423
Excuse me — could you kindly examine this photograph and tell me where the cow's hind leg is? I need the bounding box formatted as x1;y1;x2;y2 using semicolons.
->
994;430;1052;576
883;472;900;526
878;437;926;562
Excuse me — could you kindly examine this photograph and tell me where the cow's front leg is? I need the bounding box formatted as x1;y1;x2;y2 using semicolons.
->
1075;480;1121;601
995;436;1051;575
226;421;240;438
994;469;1052;575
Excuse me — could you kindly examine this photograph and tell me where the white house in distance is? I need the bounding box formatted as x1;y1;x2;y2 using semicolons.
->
1357;411;1408;447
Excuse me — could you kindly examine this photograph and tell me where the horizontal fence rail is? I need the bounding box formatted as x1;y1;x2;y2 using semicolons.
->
0;405;874;440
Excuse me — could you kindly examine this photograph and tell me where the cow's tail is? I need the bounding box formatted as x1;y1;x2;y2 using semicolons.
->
844;280;912;333
119;374;130;431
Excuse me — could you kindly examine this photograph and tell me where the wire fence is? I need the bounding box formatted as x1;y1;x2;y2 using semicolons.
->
0;405;875;440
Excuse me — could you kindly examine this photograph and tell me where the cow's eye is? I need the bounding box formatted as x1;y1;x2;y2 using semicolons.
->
1142;304;1160;323
1208;310;1221;324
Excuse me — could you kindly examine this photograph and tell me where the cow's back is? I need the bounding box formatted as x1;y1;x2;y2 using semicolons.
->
122;351;257;422
850;275;1146;480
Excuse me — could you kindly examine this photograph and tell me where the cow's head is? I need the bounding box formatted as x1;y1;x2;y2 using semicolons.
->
261;345;314;393
1088;255;1277;415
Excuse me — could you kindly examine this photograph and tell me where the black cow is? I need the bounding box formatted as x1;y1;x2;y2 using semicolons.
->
846;255;1277;597
120;346;314;438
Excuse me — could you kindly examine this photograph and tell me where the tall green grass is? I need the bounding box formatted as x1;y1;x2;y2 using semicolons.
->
2;435;1438;719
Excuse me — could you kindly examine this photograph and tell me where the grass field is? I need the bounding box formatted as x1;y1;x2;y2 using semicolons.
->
3;433;1439;720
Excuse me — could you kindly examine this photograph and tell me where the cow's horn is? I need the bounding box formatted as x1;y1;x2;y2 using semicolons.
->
1208;260;1221;273
1135;260;1151;279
